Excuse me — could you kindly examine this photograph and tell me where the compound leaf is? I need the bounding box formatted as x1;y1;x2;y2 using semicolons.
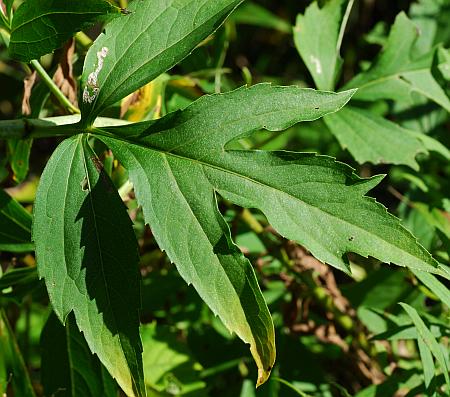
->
80;0;243;125
95;85;446;279
343;12;450;111
9;0;121;62
33;136;144;397
92;84;447;384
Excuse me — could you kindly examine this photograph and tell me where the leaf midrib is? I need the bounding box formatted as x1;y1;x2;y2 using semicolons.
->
346;68;422;92
161;152;249;317
98;131;438;272
79;138;139;395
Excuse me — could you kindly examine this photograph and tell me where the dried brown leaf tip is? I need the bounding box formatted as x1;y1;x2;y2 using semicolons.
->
22;71;37;116
53;39;78;108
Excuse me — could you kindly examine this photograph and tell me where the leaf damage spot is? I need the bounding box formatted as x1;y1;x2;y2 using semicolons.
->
82;47;109;104
81;177;88;191
310;55;322;75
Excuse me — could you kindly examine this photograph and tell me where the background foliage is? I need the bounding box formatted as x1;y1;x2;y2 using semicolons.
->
0;0;449;396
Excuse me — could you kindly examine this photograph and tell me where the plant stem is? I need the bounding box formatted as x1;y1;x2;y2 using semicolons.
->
271;377;313;397
241;208;264;234
30;59;80;115
337;0;355;54
75;31;93;49
0;29;78;115
0;118;79;140
0;116;127;140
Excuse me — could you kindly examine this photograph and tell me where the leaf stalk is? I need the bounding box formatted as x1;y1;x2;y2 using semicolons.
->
30;60;80;115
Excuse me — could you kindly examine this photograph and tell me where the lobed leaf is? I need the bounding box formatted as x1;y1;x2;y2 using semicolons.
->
9;0;121;62
91;84;448;384
343;12;450;111
80;0;243;125
33;136;145;397
95;85;447;279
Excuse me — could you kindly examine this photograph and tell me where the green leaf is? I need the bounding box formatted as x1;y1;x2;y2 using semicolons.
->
438;47;450;81
33;136;145;397
7;139;32;183
417;337;435;391
410;0;450;55
231;2;292;34
0;188;33;252
324;106;427;169
9;0;121;62
41;312;118;397
240;380;257;397
0;309;36;397
0;267;41;303
80;0;243;125
400;303;450;390
97;85;447;278
410;130;450;161
3;0;14;17
294;0;353;91
97;86;364;386
92;84;448;382
412;270;450;308
343;12;450;112
141;323;206;395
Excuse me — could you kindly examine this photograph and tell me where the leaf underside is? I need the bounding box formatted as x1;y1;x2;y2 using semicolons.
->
89;83;447;384
324;106;427;169
33;136;145;397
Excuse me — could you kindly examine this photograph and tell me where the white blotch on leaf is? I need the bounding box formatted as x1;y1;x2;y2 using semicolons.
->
310;55;322;75
82;47;109;104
